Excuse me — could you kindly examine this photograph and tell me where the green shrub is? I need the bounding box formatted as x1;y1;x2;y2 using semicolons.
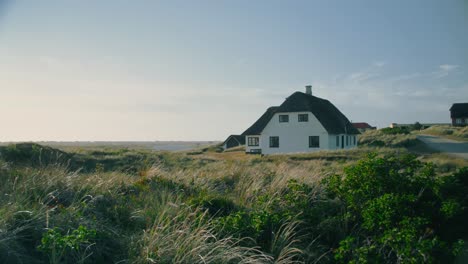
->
438;167;468;240
325;153;466;263
38;225;97;264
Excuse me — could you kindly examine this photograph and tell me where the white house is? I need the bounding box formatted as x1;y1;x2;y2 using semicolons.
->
243;86;360;155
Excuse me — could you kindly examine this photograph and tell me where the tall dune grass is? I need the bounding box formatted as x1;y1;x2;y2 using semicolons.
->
135;205;271;264
1;143;467;263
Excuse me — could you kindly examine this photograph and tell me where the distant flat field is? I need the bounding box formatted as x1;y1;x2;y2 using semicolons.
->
0;141;220;151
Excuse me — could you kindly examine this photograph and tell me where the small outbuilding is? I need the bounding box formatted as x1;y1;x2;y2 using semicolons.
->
222;135;246;150
352;122;376;133
450;103;468;126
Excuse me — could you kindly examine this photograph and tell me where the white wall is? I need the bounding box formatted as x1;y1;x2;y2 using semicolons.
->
329;134;358;150
259;111;329;155
245;111;358;154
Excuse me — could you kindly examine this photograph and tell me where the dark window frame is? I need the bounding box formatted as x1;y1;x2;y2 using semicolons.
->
279;115;289;123
298;114;309;122
309;136;320;148
336;136;340;147
247;137;259;146
353;135;356;145
269;136;279;148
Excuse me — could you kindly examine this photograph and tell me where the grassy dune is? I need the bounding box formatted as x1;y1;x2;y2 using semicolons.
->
1;140;467;263
418;125;468;141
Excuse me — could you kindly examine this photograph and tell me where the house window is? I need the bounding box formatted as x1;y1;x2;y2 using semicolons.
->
456;118;462;124
336;136;340;147
298;114;308;122
309;136;320;148
247;137;259;146
353;135;356;145
269;136;279;148
346;135;349;146
465;118;468;124
279;115;289;123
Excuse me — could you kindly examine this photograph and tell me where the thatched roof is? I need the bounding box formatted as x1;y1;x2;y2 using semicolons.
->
450;103;468;118
243;92;359;135
222;135;245;145
242;106;279;135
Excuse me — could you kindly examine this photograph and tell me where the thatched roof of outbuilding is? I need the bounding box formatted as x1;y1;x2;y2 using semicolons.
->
222;135;245;145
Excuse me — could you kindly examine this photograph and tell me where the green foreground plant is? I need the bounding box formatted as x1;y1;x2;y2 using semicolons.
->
326;154;468;263
38;225;97;264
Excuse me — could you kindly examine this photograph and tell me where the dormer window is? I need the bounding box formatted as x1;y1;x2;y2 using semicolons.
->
298;114;308;122
279;115;289;123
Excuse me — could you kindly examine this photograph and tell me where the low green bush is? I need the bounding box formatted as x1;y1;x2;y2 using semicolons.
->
325;153;467;263
38;225;97;264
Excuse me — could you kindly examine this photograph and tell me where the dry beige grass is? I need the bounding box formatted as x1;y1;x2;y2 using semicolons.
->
2;142;467;263
419;125;468;141
358;129;419;148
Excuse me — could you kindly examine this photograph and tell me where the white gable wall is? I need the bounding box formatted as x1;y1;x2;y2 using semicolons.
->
259;111;329;155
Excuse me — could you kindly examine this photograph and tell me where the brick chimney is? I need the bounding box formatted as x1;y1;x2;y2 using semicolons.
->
305;85;312;95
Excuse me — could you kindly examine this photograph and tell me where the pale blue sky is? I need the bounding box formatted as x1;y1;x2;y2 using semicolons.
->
0;0;467;141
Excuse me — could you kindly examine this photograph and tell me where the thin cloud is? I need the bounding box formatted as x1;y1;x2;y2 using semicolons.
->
373;61;386;67
432;64;459;78
347;62;385;83
385;73;423;84
316;61;468;128
440;64;459;71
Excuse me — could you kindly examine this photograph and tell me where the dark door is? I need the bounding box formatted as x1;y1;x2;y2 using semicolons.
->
341;135;344;149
